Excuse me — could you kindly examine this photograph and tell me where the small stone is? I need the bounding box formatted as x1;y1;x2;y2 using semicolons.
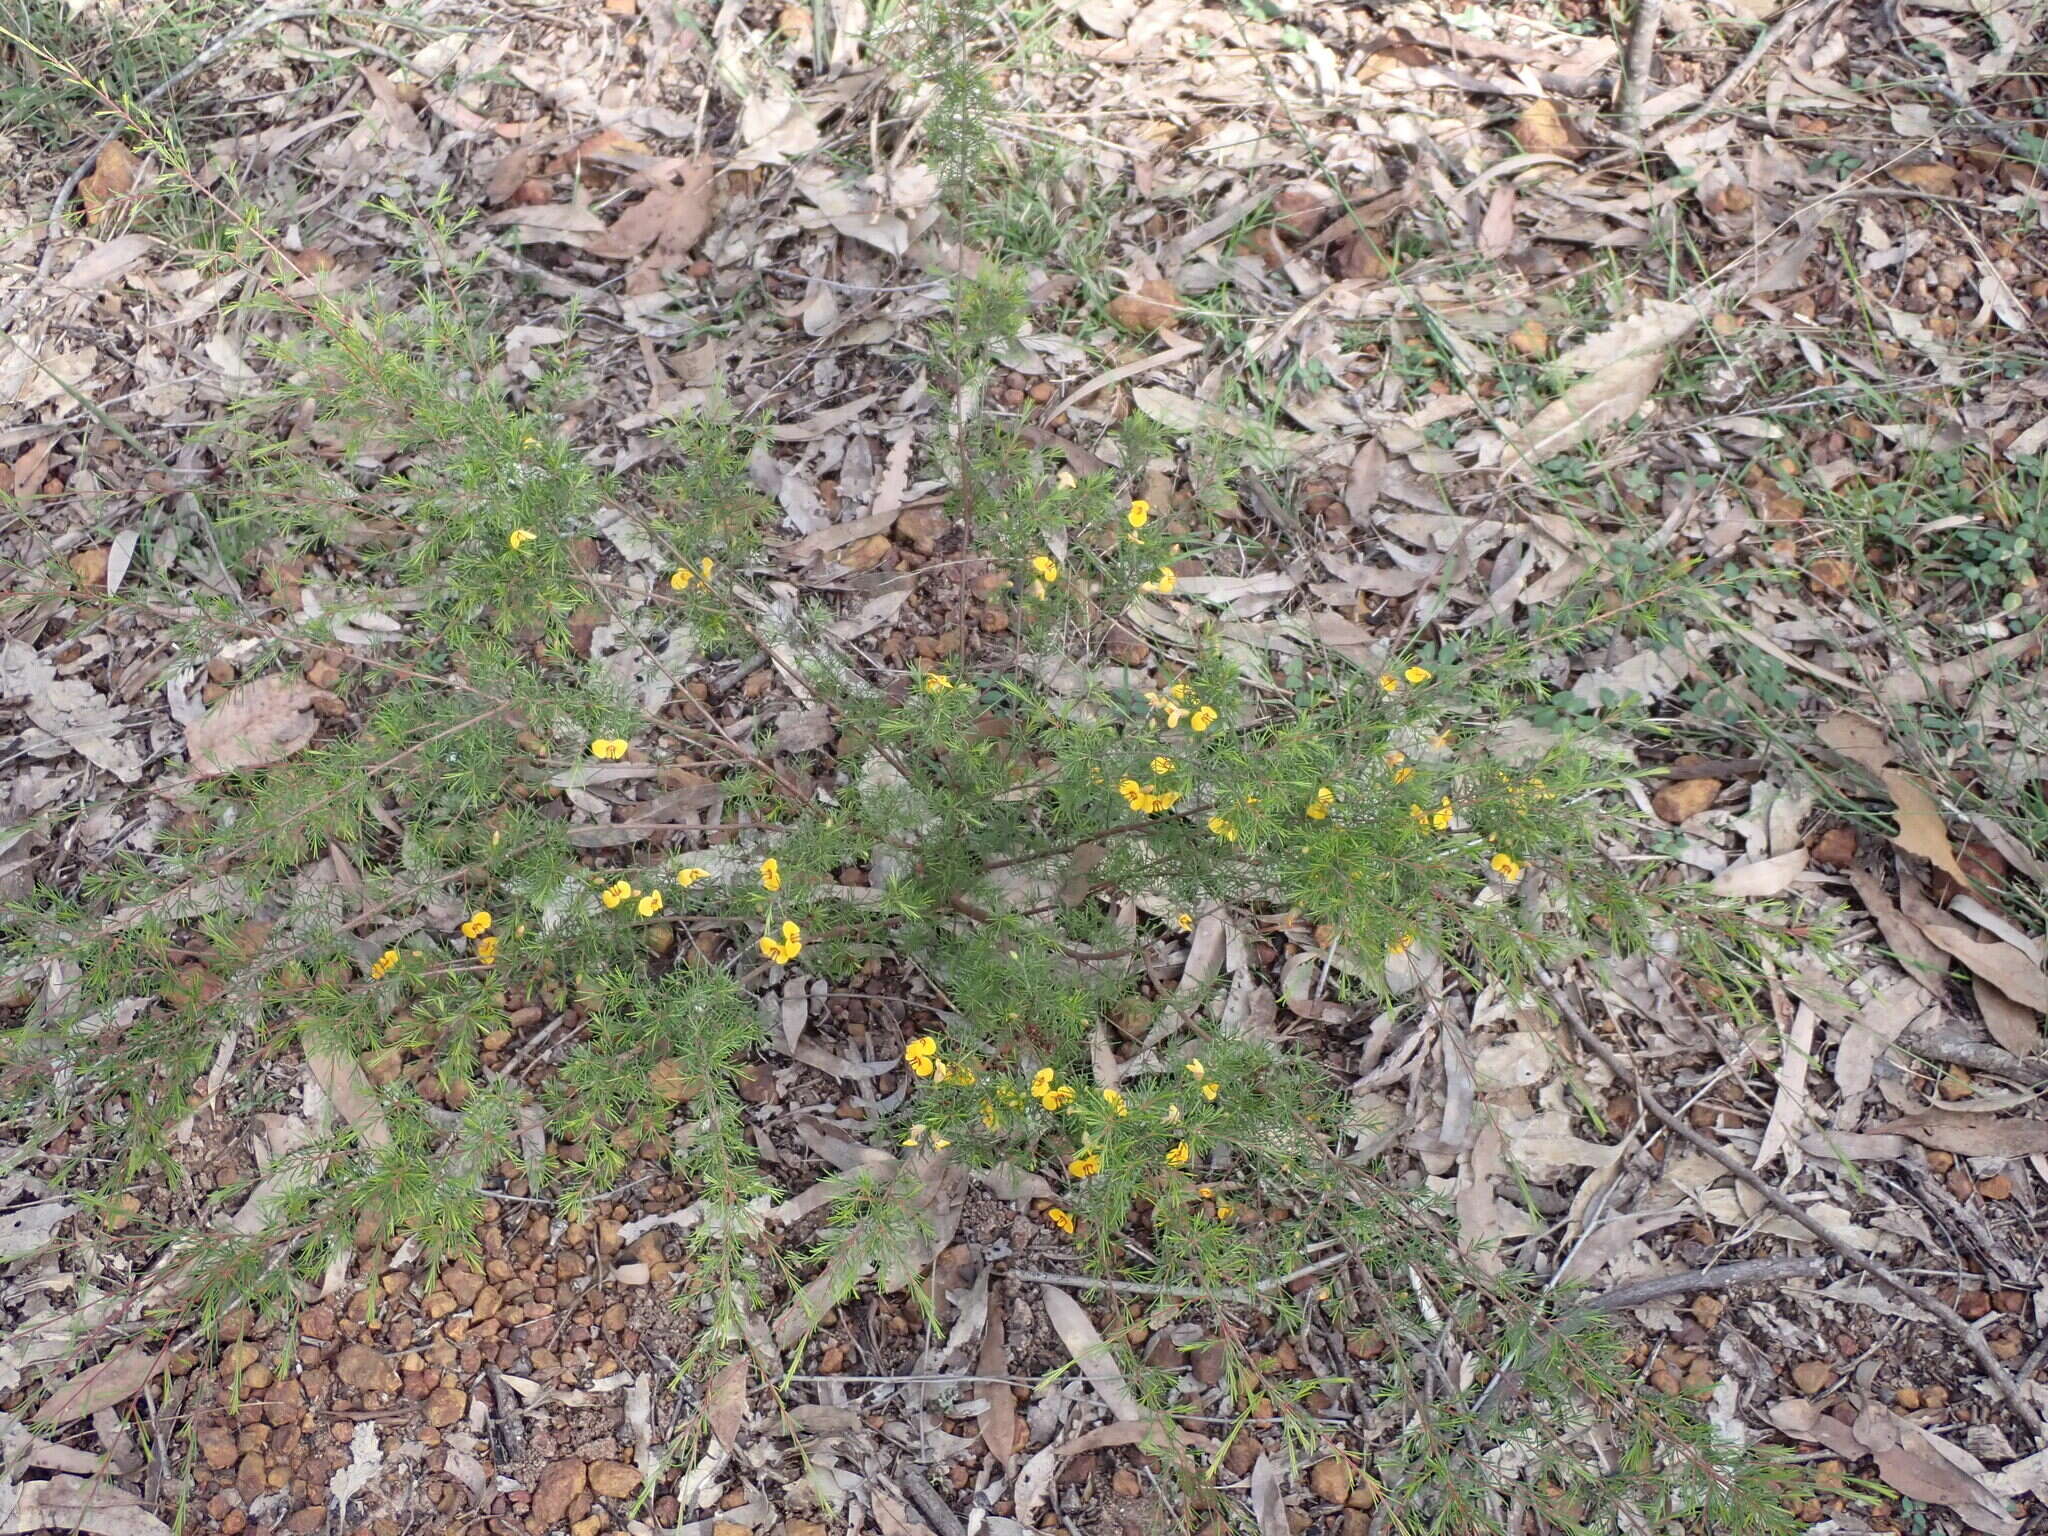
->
336;1342;400;1395
69;545;111;589
531;1459;588;1529
895;505;947;554
786;1522;828;1536
589;1461;642;1499
471;1285;503;1321
1111;1467;1142;1498
1507;318;1549;358
284;1509;326;1535
1894;1386;1922;1410
1652;775;1721;823
712;1525;750;1536
424;1291;458;1320
220;1341;261;1378
1790;1360;1835;1396
1808;826;1858;866
425;1383;467;1428
571;1520;604;1536
1308;1459;1352;1503
614;1263;652;1287
1977;1174;2014;1201
197;1424;239;1470
445;1269;485;1307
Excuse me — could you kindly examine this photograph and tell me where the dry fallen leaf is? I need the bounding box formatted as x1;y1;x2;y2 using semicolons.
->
1710;848;1809;898
978;1287;1017;1473
1889;161;1959;196
1502;349;1670;476
305;1037;391;1149
1511;99;1576;156
1107;277;1182;334
1876;1108;2048;1158
588;155;714;271
41;1343;161;1425
79;142;144;225
1898;881;2048;1012
705;1358;747;1451
1880;769;1977;894
1817;709;1893;774
187;674;339;777
1;1473;173;1536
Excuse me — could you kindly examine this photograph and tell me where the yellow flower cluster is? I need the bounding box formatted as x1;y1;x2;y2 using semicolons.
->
637;890;664;918
759;920;803;965
903;1036;973;1084
1030;555;1059;584
1305;785;1335;820
459;910;493;940
601;879;635;909
1410;796;1455;832
369;948;398;981
1144;682;1217;732
1030;1068;1076;1112
922;672;955;693
1378;665;1434;693
670;557;715;591
1385;750;1415;786
1117;779;1181;815
476;935;499;966
1207;815;1238;843
1187;1057;1220;1102
902;1123;951;1150
1139;565;1178;595
589;738;629;760
1101;1088;1129;1117
1165;1139;1192;1168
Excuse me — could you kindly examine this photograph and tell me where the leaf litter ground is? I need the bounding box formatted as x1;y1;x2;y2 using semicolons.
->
2;0;2047;1531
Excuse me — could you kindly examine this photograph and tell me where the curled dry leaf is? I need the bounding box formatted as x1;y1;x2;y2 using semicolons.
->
1107;277;1182;334
41;1343;161;1425
1898;882;2048;1013
186;674;340;777
79;141;144;225
1881;769;1977;895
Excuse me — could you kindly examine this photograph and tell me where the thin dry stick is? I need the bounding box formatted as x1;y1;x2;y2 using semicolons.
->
1588;1255;1828;1312
1543;974;2046;1446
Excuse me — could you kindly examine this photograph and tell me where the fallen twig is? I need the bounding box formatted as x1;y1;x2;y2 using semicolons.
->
1912;1033;2048;1087
1589;1255;1829;1312
1542;971;2047;1446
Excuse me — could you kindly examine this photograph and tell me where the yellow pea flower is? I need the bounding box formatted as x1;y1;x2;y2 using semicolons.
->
1405;665;1433;684
1306;786;1335;820
699;557;715;581
759;857;782;892
902;1124;951;1150
1214;1202;1235;1220
601;879;634;909
1030;555;1059;584
1150;756;1175;775
369;949;398;980
459;910;493;940
1189;705;1218;732
1127;499;1150;531
1431;796;1454;831
758;920;803;965
637;889;664;917
1139;564;1178;594
905;1037;940;1078
1378;674;1401;693
1102;1088;1129;1117
923;672;955;693
1068;1149;1102;1178
1177;912;1194;931
508;528;537;550
1201;1082;1219;1102
1207;815;1238;843
675;867;710;888
981;1100;1001;1131
1491;852;1524;883
1056;470;1077;490
1045;1207;1076;1235
1165;1140;1192;1168
589;738;629;760
475;935;499;966
1144;690;1189;728
1389;933;1416;957
670;566;695;591
1186;1059;1205;1079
